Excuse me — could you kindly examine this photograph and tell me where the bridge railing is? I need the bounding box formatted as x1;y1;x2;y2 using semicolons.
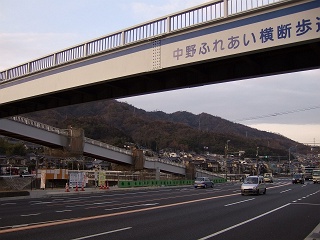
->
196;169;225;178
170;0;224;31
0;0;283;82
9;116;69;135
145;156;185;168
84;137;132;155
83;138;185;168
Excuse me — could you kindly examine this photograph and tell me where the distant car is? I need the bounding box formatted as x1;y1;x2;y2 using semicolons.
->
241;176;266;195
194;177;214;188
292;173;305;184
264;173;274;183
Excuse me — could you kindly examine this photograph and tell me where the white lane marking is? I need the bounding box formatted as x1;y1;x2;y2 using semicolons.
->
30;201;52;205
12;224;29;228
280;189;292;193
66;201;114;208
0;218;79;230
71;227;132;240
52;198;65;201
292;203;320;206
105;203;159;211
198;203;291;240
1;203;17;205
224;198;255;206
21;213;41;217
55;210;72;213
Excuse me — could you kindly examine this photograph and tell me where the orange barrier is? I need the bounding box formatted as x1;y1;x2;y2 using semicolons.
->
65;183;70;192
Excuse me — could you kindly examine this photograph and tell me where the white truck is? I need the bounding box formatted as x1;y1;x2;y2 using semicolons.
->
312;169;320;184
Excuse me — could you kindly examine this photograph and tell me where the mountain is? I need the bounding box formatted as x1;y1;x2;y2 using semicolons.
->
22;99;308;158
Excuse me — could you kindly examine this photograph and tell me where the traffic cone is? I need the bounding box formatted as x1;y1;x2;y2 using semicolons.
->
65;183;70;192
75;185;78;191
106;181;109;189
81;182;85;191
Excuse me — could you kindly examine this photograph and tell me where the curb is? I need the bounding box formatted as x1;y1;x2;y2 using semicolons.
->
305;223;320;240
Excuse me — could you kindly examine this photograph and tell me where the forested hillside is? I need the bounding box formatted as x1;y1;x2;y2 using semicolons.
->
23;99;308;158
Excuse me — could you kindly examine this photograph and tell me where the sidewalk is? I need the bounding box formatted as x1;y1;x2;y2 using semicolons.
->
0;186;118;201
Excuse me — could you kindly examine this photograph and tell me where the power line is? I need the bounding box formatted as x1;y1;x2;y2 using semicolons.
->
234;105;320;122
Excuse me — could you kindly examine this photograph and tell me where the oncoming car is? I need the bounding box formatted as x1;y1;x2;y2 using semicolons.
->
292;173;305;184
194;177;214;188
264;173;273;183
241;176;266;195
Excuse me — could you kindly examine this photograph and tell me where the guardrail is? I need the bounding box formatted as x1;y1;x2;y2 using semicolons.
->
84;137;132;155
145;156;185;168
10;116;69;135
0;0;283;82
196;169;226;178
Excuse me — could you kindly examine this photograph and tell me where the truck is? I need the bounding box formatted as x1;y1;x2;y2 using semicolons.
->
304;167;316;181
312;169;320;184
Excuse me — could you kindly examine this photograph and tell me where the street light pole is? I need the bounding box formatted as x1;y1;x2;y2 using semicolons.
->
289;148;291;175
256;147;259;175
225;140;230;180
288;145;297;175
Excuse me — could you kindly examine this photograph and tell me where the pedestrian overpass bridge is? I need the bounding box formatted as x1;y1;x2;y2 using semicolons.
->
0;116;220;178
0;0;319;118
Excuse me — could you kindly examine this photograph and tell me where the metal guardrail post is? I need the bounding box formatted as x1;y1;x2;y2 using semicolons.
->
166;16;171;33
224;0;228;17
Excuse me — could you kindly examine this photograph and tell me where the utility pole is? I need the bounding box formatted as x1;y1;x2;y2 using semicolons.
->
256;147;259;175
225;140;230;180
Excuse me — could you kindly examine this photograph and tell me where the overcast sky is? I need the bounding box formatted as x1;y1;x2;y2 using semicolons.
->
0;0;319;146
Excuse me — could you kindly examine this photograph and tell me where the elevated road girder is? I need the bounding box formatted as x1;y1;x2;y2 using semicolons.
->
0;117;186;175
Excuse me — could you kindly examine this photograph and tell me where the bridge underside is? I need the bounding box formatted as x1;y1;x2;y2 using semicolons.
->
1;41;319;118
0;130;61;149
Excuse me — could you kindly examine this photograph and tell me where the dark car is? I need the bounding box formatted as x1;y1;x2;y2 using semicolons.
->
194;177;214;188
292;173;305;184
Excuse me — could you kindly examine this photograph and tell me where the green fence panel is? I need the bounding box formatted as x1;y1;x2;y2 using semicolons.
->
118;181;125;188
119;178;226;188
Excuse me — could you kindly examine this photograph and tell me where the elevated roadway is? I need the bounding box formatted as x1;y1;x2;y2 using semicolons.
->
0;116;220;178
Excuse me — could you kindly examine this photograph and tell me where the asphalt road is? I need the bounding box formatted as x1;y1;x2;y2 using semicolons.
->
0;179;319;240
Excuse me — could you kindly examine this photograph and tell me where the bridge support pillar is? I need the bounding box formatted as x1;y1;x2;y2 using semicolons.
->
65;126;84;156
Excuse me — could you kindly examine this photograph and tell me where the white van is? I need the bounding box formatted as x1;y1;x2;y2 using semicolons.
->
241;175;266;195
